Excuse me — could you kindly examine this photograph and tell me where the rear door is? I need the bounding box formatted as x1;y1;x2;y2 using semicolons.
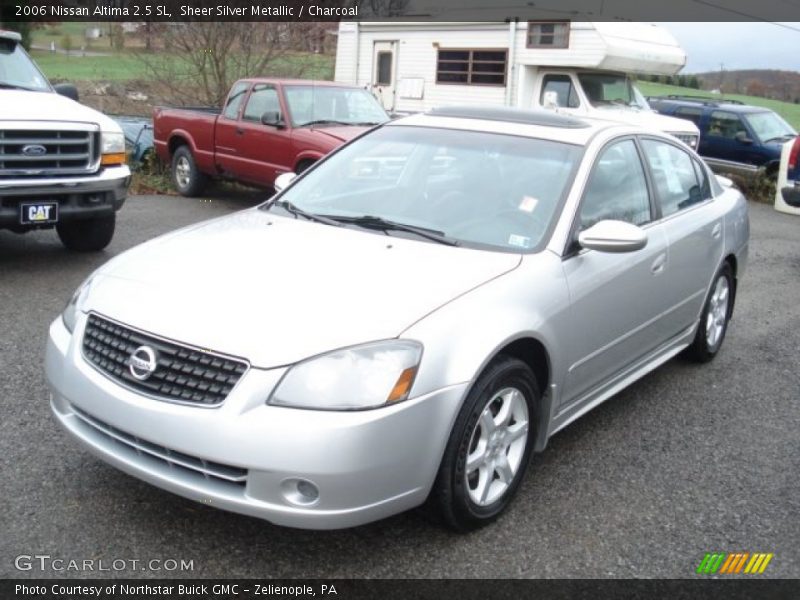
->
372;41;398;111
639;137;724;338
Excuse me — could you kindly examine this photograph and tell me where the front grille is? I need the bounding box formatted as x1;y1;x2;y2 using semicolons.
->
72;406;248;487
670;132;699;150
0;128;98;177
82;313;249;406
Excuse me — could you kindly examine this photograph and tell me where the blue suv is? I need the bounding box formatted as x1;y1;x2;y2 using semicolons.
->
648;96;797;179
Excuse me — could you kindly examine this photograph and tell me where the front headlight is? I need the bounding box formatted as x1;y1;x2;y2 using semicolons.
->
268;340;423;411
100;132;126;166
61;277;94;333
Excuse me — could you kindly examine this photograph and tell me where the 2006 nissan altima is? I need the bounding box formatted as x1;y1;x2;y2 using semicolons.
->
46;107;749;531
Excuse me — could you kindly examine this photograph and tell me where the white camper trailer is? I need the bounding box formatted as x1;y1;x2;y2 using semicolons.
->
334;21;700;147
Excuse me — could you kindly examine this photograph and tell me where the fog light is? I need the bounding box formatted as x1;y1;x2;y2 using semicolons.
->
280;478;320;506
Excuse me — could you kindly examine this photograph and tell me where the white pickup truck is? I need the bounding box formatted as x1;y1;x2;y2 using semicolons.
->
0;30;130;251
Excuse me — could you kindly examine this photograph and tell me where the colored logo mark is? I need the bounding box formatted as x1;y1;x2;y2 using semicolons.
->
696;552;774;574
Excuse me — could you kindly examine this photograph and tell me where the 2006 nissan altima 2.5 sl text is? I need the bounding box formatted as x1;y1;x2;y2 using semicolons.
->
45;107;749;531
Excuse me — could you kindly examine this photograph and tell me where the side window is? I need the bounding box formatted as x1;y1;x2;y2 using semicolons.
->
580;140;651;229
222;82;249;120
243;85;281;123
541;74;580;108
675;106;703;127
707;111;747;139
641;139;710;217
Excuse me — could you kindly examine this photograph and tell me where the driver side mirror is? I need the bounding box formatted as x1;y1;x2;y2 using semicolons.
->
735;131;753;144
261;111;285;129
274;171;297;193
54;83;79;102
578;220;648;253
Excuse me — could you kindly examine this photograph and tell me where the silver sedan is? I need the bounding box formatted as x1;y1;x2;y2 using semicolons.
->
46;106;749;531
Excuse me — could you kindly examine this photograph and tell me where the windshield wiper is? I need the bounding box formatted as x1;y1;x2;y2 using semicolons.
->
300;119;351;127
269;200;342;227
324;215;459;246
0;82;37;91
763;133;797;143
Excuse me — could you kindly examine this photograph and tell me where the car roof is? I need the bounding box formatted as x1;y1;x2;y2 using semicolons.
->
652;97;770;114
389;107;631;146
239;78;361;88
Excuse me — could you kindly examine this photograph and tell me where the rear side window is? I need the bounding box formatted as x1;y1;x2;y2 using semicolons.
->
541;74;580;108
222;82;249;120
641;139;711;217
707;111;747;139
579;139;651;229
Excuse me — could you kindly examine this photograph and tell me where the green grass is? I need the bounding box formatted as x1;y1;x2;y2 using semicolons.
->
32;22;115;51
638;81;800;129
31;50;334;84
30;51;148;81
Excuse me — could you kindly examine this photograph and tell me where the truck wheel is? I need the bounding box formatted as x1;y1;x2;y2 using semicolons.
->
172;146;207;197
56;214;115;252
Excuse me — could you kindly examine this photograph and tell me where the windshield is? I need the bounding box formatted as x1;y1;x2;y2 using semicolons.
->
284;86;389;127
744;111;797;142
267;125;582;252
578;72;647;109
0;38;50;92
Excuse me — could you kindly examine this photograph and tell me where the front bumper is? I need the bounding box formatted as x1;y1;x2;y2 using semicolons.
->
45;315;466;529
0;166;130;228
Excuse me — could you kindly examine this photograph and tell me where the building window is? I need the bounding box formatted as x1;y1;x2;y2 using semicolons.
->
376;52;392;85
527;21;570;48
436;49;507;86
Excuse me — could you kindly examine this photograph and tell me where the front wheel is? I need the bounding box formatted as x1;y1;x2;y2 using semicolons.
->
683;263;734;362
56;214;115;252
427;356;538;532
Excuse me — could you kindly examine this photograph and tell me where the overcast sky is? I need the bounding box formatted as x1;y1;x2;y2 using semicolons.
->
660;22;800;73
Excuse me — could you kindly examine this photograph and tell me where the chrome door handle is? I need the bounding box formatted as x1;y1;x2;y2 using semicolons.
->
651;253;667;275
711;223;722;239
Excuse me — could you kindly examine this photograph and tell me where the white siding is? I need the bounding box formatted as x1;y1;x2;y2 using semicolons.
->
349;25;511;112
334;22;359;85
334;22;687;112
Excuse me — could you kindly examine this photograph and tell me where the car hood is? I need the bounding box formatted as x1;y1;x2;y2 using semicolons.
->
85;209;521;368
0;90;122;132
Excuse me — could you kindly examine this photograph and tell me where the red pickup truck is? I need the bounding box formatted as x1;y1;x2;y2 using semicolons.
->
153;78;389;196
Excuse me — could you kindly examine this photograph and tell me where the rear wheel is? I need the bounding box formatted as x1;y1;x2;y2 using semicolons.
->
171;146;207;197
56;214;115;252
683;263;734;362
427;356;538;532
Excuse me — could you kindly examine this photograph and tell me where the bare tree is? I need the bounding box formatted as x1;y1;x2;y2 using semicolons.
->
137;23;318;107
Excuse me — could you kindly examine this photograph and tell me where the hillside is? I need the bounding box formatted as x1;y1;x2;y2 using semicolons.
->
690;69;800;102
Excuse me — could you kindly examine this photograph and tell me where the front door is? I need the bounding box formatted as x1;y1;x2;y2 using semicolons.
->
560;138;671;409
372;41;397;111
235;83;293;186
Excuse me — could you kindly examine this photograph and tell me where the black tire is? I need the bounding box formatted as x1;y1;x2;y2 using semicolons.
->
427;356;539;532
683;263;734;363
171;145;208;197
56;214;115;252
